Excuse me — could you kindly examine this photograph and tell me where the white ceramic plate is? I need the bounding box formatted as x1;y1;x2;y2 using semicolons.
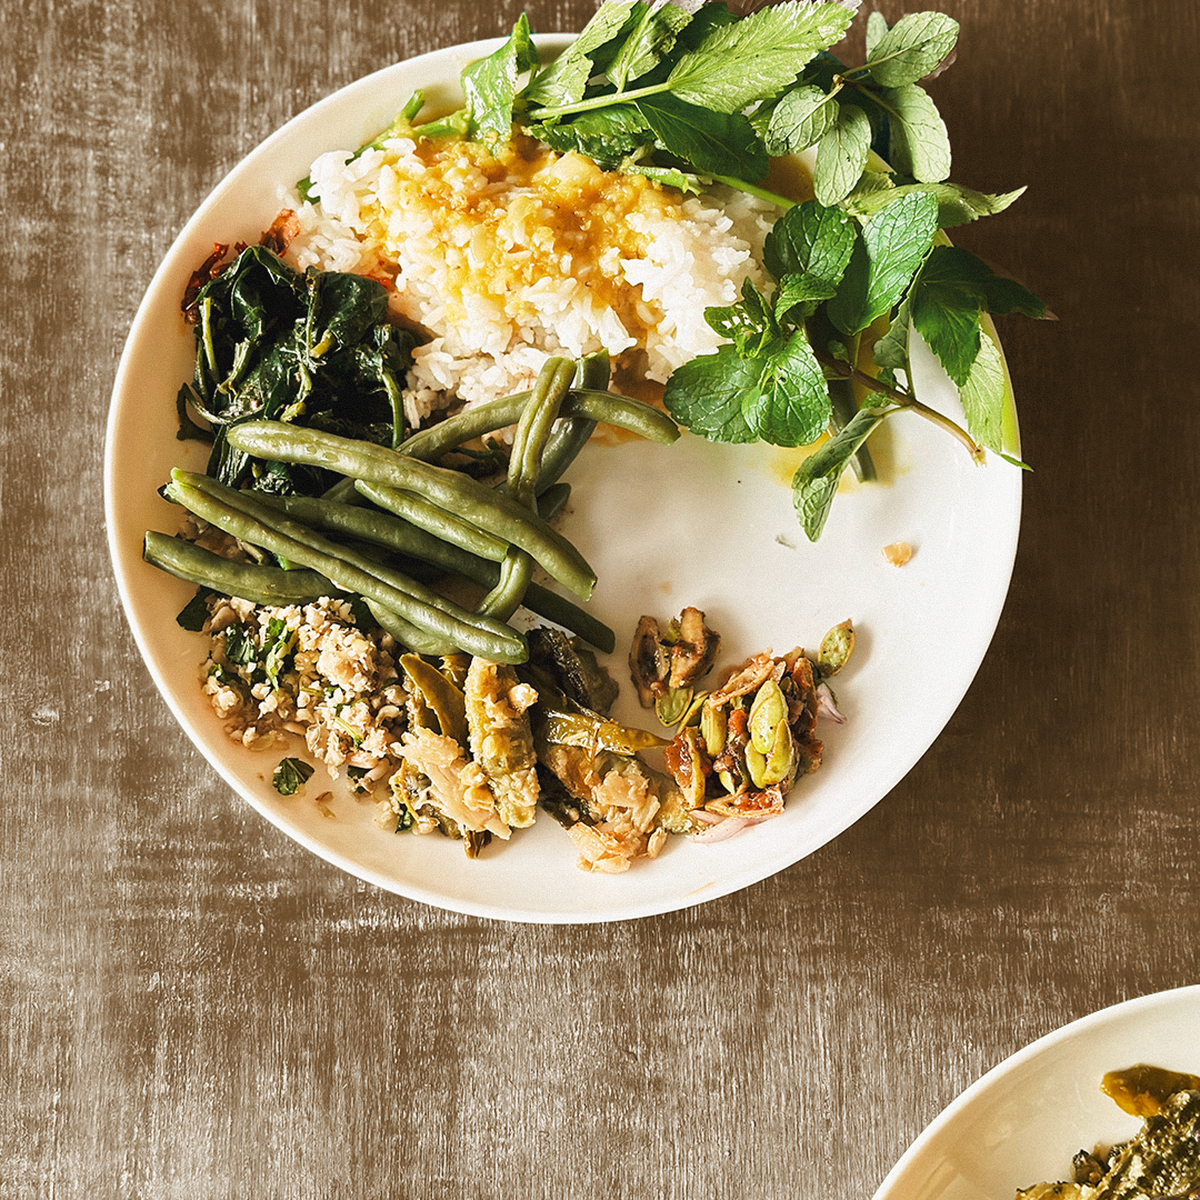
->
104;35;1022;923
873;985;1200;1200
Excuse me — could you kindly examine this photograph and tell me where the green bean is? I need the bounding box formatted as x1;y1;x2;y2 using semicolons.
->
142;531;335;606
164;469;528;663
251;492;477;566
256;483;610;650
533;418;596;494
537;482;571;523
353;482;509;563
224;421;596;599
398;386;679;462
364;599;458;657
478;356;574;621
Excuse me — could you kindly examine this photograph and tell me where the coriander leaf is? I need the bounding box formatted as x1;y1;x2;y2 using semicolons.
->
864;11;959;88
607;0;693;92
764;84;837;156
462;13;538;140
764;200;857;289
742;330;831;447
524;0;642;107
662;344;762;443
636;92;768;180
846;179;1027;228
792;406;894;540
813;101;872;205
664;1;855;114
273;756;315;796
956;327;1007;453
864;10;889;59
827;189;940;335
879;83;951;182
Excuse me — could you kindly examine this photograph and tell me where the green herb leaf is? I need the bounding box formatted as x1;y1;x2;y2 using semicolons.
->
764;83;837;156
864;11;959;88
956;328;1007;452
742;330;831;447
846;179;1027;228
827;189;940;335
764;200;858;292
462;13;539;140
175;587;213;632
664;1;855;114
607;0;693;92
528;104;650;167
792;406;894;540
705;278;781;358
273;756;315;796
872;290;915;372
662;344;762;443
911;245;1046;385
879;83;951;182
524;0;642;107
864;11;890;59
636;92;768;180
918;245;1047;319
813;102;872;205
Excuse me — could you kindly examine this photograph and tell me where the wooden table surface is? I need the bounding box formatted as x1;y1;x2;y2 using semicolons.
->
4;0;1198;1195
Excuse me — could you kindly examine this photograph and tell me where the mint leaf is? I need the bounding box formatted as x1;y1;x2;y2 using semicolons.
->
664;1;855;114
463;14;539;139
742;330;831;447
764;84;837;156
662;344;761;443
909;243;1046;386
920;244;1047;319
865;11;959;88
827;189;940;335
524;0;642;107
774;270;840;317
846;180;1027;228
608;0;693;91
636;92;768;180
764;200;857;289
705;278;781;357
872;290;915;372
956;329;1007;452
880;83;951;182
914;280;981;387
792;406;893;540
813;102;872;205
864;11;889;59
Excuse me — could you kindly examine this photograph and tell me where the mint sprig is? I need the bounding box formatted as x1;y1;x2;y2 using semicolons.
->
393;2;1048;541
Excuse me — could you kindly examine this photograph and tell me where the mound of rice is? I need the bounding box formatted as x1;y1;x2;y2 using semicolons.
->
282;132;778;426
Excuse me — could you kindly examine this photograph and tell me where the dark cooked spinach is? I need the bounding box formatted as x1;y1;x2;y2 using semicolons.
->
183;245;417;495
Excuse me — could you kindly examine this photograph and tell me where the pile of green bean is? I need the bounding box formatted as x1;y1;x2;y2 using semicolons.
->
143;354;680;663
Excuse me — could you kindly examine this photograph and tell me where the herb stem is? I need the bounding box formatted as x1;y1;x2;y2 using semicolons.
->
532;81;669;121
817;351;984;462
705;174;796;210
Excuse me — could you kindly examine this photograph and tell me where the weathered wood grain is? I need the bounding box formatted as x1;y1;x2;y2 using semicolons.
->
3;0;1200;1196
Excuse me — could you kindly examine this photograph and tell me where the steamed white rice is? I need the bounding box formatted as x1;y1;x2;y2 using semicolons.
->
280;131;778;427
